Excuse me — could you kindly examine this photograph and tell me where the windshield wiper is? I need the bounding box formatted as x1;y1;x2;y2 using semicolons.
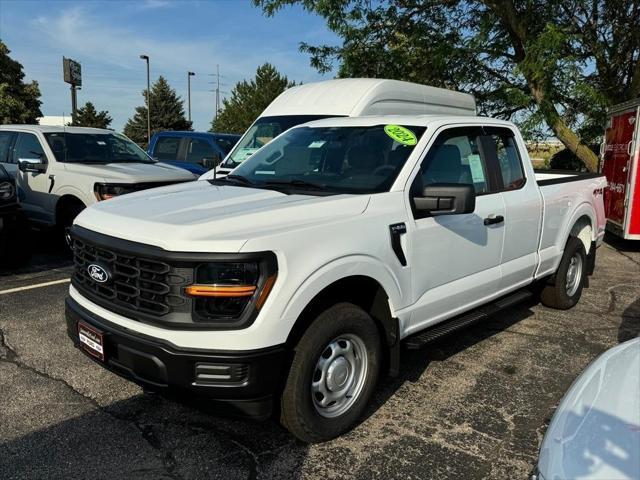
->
224;174;255;186
264;179;327;191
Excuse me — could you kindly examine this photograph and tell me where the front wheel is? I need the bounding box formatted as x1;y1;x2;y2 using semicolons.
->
280;303;381;443
58;202;85;249
540;236;587;309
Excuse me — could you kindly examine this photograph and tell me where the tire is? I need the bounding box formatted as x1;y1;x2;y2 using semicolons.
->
58;202;84;249
280;302;381;443
540;236;587;310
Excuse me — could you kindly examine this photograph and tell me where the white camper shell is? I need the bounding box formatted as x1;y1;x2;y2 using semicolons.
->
210;78;476;177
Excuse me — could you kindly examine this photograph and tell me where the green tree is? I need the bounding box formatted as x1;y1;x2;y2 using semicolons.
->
211;63;295;133
124;75;191;148
256;0;640;171
0;40;42;124
71;101;112;129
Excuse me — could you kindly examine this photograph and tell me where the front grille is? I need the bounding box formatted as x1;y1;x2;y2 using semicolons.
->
72;237;192;319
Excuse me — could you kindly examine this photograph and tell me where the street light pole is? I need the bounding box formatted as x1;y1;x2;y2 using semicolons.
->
187;71;195;122
139;54;151;144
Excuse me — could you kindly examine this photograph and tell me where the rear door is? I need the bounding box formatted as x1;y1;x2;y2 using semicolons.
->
602;107;638;231
483;127;542;290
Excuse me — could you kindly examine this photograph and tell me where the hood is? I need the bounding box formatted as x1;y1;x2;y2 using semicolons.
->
538;337;640;480
63;161;195;183
74;180;370;252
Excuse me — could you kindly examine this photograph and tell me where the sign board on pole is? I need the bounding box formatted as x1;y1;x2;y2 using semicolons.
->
63;57;82;86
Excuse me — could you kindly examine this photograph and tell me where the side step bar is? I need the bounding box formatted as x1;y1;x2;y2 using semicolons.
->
404;289;533;350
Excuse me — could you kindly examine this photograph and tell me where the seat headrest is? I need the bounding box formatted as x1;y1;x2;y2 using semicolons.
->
346;145;383;170
425;144;464;183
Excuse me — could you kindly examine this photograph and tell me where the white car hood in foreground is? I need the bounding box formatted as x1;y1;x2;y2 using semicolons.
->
74;180;370;252
63;161;194;183
537;337;640;480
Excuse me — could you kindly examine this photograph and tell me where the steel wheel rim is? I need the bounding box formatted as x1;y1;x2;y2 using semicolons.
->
311;333;368;418
565;253;583;296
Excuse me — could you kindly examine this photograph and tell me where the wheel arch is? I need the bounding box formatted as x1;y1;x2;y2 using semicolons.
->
285;273;401;376
55;194;86;226
564;207;595;254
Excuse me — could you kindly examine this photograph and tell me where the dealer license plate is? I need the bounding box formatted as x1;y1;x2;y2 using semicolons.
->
78;322;105;362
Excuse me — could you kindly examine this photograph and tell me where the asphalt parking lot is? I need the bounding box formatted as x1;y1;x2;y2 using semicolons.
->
1;233;639;480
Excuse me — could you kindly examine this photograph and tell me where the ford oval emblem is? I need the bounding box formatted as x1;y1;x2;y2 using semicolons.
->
87;264;110;284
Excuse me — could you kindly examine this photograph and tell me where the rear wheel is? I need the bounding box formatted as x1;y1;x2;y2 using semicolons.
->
280;303;381;443
540;236;587;309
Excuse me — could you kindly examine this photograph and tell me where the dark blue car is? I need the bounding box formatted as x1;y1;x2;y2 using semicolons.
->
147;131;240;175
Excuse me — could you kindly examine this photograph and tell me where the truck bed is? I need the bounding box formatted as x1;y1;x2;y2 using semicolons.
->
534;170;607;279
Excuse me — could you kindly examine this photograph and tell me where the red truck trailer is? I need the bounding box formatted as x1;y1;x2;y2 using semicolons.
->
600;98;640;240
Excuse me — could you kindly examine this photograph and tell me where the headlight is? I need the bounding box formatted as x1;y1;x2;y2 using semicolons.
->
94;183;135;201
185;261;277;323
0;181;15;201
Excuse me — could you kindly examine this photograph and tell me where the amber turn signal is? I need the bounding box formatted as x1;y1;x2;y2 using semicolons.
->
185;285;257;298
255;275;277;310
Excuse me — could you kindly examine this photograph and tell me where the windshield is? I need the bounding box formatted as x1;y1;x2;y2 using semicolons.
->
44;132;154;164
227;124;426;195
222;115;339;168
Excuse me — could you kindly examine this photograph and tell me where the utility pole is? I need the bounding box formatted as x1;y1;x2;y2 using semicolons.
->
215;64;220;124
139;54;151;144
187;71;195;122
208;65;226;128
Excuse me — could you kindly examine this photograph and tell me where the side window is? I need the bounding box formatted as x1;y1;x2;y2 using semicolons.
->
185;138;215;164
0;132;16;163
14;133;46;163
153;137;181;160
215;137;237;155
486;130;525;190
417;128;490;195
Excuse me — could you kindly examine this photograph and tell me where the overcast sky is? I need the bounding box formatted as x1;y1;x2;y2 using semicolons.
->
0;0;338;131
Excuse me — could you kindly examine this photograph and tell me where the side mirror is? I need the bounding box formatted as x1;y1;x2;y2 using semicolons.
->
200;153;221;170
18;158;47;174
413;183;475;216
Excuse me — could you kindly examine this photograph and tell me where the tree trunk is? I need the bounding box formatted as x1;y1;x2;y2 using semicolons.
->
528;81;600;172
485;0;601;172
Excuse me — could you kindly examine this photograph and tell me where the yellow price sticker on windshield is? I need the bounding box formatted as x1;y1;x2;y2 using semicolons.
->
384;125;417;146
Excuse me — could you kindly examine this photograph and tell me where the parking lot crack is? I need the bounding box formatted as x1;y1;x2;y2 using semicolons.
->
0;327;183;479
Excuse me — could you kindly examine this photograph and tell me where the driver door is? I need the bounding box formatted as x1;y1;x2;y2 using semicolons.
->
406;126;506;332
12;132;53;224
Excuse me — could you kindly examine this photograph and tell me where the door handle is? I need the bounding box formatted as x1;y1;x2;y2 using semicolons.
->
484;215;504;226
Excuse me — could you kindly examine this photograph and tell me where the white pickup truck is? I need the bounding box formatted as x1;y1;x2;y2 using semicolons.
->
65;114;606;442
0;125;194;234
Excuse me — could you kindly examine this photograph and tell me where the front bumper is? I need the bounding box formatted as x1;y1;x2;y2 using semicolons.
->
65;297;287;418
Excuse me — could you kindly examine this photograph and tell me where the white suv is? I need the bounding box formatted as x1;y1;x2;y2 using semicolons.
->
0;125;194;232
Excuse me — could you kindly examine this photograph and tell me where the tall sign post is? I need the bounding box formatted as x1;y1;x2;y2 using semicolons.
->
63;57;82;124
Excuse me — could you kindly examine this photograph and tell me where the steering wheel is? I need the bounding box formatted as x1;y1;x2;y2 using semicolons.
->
373;165;397;176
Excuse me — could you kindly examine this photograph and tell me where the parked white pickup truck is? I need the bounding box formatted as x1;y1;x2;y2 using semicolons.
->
65;114;606;442
0;125;194;233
